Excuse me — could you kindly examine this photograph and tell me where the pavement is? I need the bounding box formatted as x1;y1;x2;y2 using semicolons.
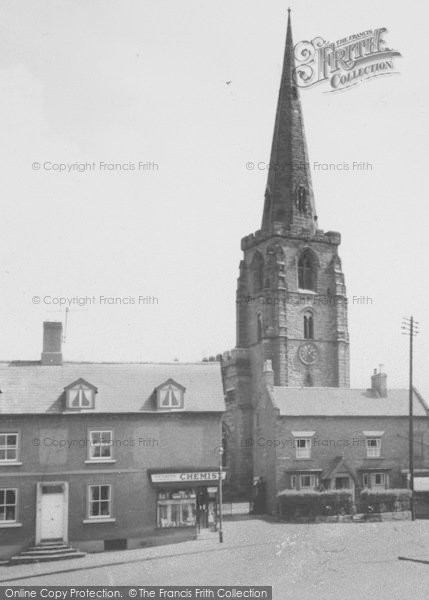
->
1;518;429;599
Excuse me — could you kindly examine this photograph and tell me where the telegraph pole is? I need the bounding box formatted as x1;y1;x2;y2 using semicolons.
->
402;316;419;521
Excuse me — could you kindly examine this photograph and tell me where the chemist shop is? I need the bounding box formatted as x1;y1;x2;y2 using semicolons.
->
149;469;227;531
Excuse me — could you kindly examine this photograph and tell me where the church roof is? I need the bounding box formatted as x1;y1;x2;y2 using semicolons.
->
271;387;428;417
0;361;224;415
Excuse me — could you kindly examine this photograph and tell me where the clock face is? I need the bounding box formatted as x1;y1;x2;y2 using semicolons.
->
298;343;318;365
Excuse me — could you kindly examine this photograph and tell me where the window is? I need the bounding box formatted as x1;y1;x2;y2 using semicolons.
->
156;379;186;410
298;251;316;291
371;473;387;489
366;438;381;458
300;474;317;490
157;490;196;528
88;485;111;518
290;475;296;489
363;473;369;488
0;434;18;462
303;314;314;339
65;379;96;410
251;252;264;293
0;489;17;522
296;438;311;459
89;431;113;460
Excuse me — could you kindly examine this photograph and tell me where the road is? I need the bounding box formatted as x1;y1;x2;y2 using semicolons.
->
1;518;429;599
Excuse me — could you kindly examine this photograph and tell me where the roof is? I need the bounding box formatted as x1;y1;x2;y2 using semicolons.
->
321;457;358;483
271;387;428;417
0;362;224;415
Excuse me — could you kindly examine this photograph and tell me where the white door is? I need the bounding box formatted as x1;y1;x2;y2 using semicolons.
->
40;493;64;540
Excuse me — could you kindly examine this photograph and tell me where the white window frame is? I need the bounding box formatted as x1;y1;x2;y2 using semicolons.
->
89;430;113;461
0;433;19;463
290;475;297;489
0;488;18;522
67;386;95;410
295;438;312;459
87;484;112;519
300;474;317;490
366;438;381;458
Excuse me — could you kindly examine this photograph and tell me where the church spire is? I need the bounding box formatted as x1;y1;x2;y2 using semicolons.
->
261;10;317;233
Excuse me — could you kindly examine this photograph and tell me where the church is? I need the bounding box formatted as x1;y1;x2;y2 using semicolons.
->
221;12;429;515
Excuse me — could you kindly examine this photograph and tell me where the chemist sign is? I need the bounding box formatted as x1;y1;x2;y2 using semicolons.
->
150;471;226;484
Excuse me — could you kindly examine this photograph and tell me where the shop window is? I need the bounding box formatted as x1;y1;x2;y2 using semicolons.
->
0;433;18;462
89;431;113;461
88;485;112;518
0;488;17;522
157;490;196;528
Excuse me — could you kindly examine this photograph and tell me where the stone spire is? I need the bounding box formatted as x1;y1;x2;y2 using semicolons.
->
261;10;317;233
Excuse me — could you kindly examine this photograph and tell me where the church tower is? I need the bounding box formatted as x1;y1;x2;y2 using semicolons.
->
222;11;349;497
236;10;349;388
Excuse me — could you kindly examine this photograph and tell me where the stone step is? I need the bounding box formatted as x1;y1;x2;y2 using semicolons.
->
20;547;78;556
9;551;86;565
8;545;86;565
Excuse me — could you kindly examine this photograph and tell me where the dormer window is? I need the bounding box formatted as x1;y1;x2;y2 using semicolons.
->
156;379;185;410
65;379;97;410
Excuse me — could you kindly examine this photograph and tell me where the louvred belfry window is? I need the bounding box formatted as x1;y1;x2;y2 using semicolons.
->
65;379;97;410
298;250;317;291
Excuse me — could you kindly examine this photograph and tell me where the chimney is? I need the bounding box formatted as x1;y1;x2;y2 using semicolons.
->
263;359;274;388
371;366;387;398
41;321;63;366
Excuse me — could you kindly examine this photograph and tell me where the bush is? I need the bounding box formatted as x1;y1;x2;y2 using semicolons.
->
359;488;411;514
277;490;354;520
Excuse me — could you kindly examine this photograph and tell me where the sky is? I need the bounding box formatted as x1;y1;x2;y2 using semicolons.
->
0;0;428;396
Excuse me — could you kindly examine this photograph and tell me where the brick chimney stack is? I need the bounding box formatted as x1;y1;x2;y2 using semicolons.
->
41;321;63;366
371;366;387;397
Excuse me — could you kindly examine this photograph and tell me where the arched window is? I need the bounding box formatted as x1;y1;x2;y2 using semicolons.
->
251;252;264;293
304;313;314;339
257;313;263;342
298;250;317;291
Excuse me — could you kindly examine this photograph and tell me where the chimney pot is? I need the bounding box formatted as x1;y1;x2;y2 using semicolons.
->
41;321;63;366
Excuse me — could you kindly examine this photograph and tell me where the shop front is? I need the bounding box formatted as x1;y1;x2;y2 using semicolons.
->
149;469;226;533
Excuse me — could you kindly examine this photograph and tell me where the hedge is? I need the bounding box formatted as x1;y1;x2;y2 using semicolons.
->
359;488;411;513
277;490;354;520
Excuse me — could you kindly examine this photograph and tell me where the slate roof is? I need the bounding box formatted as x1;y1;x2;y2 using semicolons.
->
0;362;224;415
271;387;428;417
